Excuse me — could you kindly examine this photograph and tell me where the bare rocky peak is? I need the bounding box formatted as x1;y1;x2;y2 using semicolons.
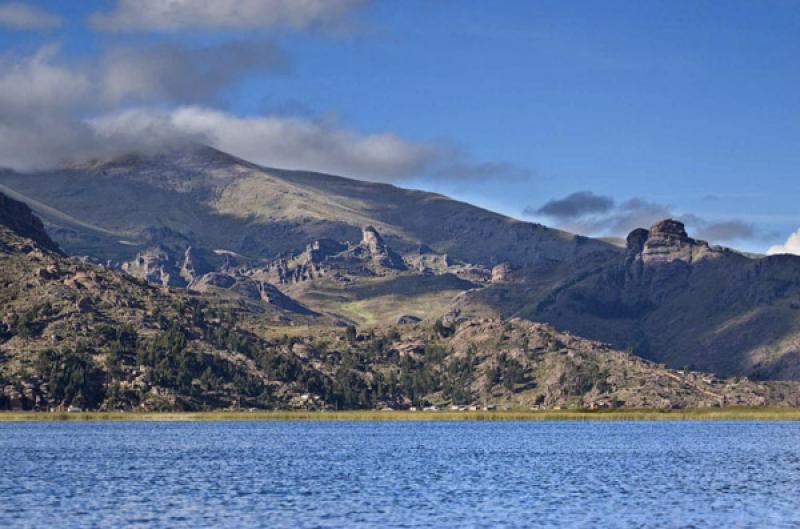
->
627;219;717;265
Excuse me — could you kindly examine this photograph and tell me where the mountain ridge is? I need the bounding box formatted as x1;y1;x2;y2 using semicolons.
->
2;146;800;383
7;191;797;412
0;145;618;265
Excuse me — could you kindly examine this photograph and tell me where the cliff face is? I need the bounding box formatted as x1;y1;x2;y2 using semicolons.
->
0;192;61;253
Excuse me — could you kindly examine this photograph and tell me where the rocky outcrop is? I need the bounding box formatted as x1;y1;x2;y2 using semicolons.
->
180;246;215;284
361;226;405;270
303;239;347;265
189;271;317;315
0;192;61;253
361;225;384;254
629;219;718;265
454;264;492;283
121;246;174;287
491;262;514;283
625;228;649;257
260;239;346;285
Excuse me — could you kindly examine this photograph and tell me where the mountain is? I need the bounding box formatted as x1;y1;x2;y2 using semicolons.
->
3;146;800;382
3;191;798;411
0;144;617;326
0;145;615;266
454;219;800;380
0;191;327;411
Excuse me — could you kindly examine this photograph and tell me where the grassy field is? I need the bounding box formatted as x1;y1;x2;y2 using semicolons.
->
2;408;800;422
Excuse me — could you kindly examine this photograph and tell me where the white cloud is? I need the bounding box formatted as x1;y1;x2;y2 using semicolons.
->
0;46;100;170
767;229;800;256
91;107;439;181
0;46;91;114
89;0;365;31
0;45;521;182
99;41;287;105
0;2;61;30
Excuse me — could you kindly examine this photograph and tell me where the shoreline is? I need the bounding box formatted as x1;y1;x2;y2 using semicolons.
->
2;408;800;422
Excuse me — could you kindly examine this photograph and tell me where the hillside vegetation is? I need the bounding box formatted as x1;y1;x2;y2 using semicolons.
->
3;193;798;411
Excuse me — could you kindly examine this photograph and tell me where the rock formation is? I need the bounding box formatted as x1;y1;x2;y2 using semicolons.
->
491;262;514;283
628;219;718;265
360;225;405;269
188;271;316;314
179;246;216;284
121;246;173;287
260;239;345;285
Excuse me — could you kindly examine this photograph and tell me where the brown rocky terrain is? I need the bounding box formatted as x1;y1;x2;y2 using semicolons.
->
1;145;800;385
455;219;800;380
3;192;797;411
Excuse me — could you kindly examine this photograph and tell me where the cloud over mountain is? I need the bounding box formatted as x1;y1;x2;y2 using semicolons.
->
0;38;520;183
91;107;440;181
526;191;614;220
693;220;756;243
526;190;760;244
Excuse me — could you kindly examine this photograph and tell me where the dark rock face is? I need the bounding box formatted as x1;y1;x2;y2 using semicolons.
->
75;297;93;313
180;246;216;284
0;192;61;253
361;226;384;253
625;228;649;256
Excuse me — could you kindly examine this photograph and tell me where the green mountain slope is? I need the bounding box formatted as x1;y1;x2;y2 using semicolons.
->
0;146;616;265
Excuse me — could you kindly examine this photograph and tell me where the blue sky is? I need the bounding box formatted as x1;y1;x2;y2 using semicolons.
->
1;0;799;253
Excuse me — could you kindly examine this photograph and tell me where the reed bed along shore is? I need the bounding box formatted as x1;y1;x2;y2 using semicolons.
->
2;408;800;422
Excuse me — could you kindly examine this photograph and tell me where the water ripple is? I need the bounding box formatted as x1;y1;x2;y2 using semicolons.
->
1;421;799;528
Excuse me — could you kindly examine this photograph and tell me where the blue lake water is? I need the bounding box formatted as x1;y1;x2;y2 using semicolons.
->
1;421;800;528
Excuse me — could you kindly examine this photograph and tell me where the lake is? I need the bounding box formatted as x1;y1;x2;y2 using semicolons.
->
1;421;799;528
